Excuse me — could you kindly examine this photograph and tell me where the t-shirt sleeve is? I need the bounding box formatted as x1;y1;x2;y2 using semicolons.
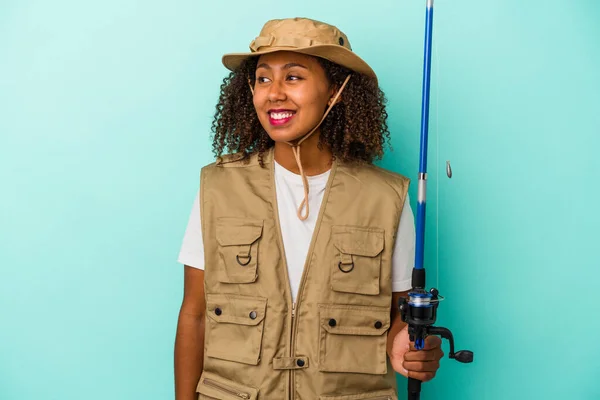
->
391;193;415;292
177;189;205;270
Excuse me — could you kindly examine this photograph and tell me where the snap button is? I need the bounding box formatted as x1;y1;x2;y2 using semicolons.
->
374;321;383;329
249;311;257;320
215;308;222;316
328;319;337;327
296;359;305;367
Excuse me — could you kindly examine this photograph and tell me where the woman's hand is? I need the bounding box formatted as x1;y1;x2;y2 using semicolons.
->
390;325;444;382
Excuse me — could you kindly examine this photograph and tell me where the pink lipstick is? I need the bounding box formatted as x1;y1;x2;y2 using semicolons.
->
268;109;295;126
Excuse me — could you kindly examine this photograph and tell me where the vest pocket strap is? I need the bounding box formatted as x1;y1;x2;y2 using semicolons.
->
273;356;309;370
330;225;385;295
215;218;263;284
205;294;268;365
317;304;390;375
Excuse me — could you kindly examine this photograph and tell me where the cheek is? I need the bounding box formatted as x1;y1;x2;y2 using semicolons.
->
303;95;329;118
293;88;329;113
252;95;265;116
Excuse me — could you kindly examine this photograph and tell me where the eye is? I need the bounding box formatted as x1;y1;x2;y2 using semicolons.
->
287;75;302;81
256;76;271;84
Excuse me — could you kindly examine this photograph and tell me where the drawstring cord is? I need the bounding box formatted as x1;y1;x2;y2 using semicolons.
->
249;74;352;220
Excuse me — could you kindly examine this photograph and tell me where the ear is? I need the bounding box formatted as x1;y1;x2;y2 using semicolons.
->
327;83;344;107
328;94;342;107
327;74;352;107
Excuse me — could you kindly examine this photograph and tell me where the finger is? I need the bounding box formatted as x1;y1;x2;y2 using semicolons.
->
403;360;440;373
404;350;435;362
404;348;444;362
405;370;436;383
409;335;442;351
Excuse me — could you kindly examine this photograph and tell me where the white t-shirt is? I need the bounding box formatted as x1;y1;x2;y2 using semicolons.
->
177;160;415;301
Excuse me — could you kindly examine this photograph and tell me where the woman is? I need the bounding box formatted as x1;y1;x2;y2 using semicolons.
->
175;17;444;400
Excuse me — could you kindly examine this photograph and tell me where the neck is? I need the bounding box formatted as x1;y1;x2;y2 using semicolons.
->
274;133;333;176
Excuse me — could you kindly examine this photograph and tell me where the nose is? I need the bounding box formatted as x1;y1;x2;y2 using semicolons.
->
268;79;286;103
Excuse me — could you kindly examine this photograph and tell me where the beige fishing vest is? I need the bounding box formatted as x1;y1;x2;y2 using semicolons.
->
196;148;410;400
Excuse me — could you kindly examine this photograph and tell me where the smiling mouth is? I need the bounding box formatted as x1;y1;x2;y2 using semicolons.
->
268;110;296;126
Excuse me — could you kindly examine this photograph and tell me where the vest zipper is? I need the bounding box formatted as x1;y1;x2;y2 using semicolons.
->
289;301;296;399
202;378;250;399
288;159;337;400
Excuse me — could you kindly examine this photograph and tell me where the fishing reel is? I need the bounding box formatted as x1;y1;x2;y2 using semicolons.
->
398;287;473;363
398;270;473;400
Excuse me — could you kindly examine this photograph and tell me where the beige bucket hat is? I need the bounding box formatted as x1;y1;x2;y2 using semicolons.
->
222;17;377;80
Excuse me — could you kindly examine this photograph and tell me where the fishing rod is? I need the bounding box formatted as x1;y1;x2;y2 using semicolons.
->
398;0;473;399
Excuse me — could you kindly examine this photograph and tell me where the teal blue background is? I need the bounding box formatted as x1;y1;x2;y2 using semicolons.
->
1;0;599;399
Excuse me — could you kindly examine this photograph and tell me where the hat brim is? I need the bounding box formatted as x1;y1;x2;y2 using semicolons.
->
222;45;377;81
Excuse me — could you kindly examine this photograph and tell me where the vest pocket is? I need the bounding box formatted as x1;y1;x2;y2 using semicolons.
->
318;304;391;375
215;218;263;284
196;370;259;399
330;225;385;295
205;293;267;365
318;388;397;400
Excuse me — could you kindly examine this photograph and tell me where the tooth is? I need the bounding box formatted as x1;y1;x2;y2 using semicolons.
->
271;112;293;120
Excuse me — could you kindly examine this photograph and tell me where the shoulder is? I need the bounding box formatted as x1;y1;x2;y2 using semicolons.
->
338;161;410;193
201;151;267;172
335;161;411;208
368;163;410;186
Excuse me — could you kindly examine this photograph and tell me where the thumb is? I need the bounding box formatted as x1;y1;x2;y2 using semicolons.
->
390;325;411;376
391;325;410;357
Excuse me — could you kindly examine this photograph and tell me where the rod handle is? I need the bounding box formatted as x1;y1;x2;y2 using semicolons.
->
408;377;422;400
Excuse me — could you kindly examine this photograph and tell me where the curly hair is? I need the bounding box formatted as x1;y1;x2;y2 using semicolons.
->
210;55;391;166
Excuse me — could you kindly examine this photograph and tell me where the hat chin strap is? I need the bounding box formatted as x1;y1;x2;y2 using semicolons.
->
249;74;352;220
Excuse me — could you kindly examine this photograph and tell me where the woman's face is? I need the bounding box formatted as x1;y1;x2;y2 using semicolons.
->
253;51;334;143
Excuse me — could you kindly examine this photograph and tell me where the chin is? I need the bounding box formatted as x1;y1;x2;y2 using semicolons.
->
264;129;305;143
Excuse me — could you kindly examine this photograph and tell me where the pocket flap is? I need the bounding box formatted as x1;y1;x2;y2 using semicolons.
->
318;304;390;336
196;371;258;399
332;225;384;257
206;294;267;326
216;218;263;246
